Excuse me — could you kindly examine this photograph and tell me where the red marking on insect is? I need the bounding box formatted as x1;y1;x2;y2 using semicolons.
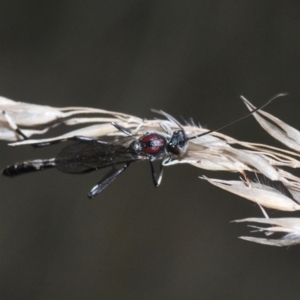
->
140;133;166;154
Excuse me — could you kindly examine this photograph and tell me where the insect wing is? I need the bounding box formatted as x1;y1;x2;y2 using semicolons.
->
55;138;142;174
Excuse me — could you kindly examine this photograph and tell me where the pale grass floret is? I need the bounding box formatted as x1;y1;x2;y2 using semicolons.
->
233;218;300;247
2;94;300;246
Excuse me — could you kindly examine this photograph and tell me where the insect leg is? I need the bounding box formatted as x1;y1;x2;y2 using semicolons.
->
87;162;131;198
149;161;164;187
2;111;28;140
111;122;132;136
2;158;56;176
150;155;175;187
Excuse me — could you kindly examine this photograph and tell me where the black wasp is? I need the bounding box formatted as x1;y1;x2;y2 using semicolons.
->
2;94;285;198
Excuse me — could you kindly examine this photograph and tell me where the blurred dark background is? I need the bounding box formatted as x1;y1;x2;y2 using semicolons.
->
1;1;300;299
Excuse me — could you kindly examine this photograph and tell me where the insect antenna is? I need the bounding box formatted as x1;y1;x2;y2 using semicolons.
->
187;93;288;141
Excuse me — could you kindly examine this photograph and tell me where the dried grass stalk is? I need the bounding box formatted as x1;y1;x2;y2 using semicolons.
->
2;94;300;246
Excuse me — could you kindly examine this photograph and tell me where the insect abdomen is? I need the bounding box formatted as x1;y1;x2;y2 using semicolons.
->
2;159;55;176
